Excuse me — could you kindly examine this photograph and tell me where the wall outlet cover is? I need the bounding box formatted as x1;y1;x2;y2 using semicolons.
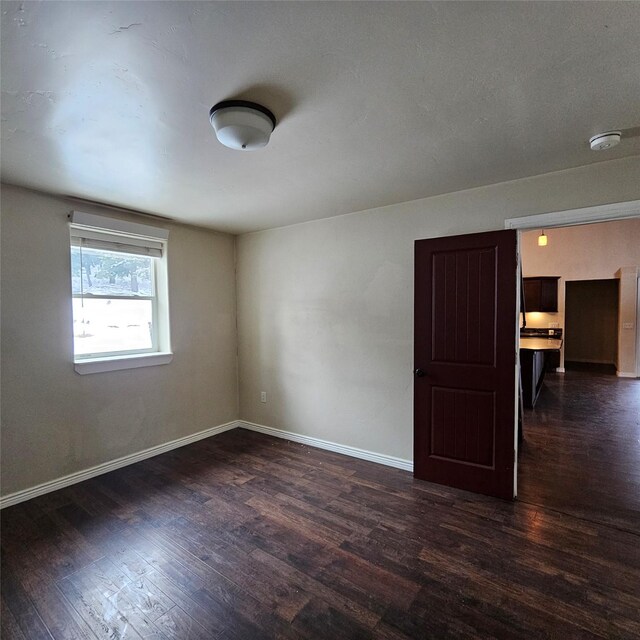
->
260;391;267;403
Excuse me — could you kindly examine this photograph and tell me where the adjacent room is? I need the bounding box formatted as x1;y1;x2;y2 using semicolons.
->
1;2;640;639
518;219;640;531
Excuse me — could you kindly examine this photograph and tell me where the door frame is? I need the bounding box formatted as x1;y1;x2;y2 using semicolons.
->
504;199;640;232
505;199;640;496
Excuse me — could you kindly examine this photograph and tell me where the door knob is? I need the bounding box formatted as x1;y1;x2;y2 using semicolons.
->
415;368;426;377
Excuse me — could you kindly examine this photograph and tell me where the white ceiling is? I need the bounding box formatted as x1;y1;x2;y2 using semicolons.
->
2;1;639;233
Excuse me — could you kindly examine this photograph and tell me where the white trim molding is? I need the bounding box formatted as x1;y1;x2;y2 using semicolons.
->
0;421;240;509
616;371;638;378
505;199;640;230
238;420;413;472
74;352;173;375
1;419;414;510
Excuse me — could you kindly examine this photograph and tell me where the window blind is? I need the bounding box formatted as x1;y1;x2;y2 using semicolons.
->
69;211;168;258
70;234;163;257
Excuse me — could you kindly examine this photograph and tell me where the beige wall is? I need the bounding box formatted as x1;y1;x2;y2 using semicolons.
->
1;185;238;496
237;157;640;462
2;156;639;495
616;266;640;376
520;218;640;372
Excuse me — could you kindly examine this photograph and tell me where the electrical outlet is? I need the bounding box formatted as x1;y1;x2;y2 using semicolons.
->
623;322;634;330
548;322;559;328
260;391;267;403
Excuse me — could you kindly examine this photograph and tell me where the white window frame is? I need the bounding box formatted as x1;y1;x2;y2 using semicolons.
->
69;211;173;374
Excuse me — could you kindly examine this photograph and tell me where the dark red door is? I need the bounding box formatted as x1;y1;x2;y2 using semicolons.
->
414;230;517;499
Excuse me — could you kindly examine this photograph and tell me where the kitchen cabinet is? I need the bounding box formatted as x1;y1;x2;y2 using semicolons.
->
520;337;562;408
523;276;560;312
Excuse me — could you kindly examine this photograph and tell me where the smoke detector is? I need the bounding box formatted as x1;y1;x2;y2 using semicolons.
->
589;131;621;151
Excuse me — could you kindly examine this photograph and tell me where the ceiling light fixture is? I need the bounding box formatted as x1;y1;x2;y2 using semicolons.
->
209;100;276;151
538;230;548;247
589;131;621;151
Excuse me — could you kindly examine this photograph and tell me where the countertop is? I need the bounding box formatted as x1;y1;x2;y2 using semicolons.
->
520;337;563;351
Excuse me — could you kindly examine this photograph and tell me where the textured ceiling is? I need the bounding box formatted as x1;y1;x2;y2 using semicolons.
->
2;1;639;233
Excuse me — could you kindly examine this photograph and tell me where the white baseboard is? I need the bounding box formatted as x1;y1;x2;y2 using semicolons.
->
616;371;638;378
555;367;565;373
0;420;241;510
238;420;413;472
1;419;414;509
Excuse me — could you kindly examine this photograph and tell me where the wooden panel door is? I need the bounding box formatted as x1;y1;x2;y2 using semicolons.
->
414;230;517;499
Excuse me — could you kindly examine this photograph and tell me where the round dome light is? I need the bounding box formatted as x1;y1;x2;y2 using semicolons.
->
209;100;276;151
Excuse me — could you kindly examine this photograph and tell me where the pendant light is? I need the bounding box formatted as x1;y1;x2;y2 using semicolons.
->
209;100;276;151
538;230;548;247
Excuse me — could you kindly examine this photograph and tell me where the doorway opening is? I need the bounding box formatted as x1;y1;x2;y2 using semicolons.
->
565;279;619;374
514;216;640;531
412;202;639;508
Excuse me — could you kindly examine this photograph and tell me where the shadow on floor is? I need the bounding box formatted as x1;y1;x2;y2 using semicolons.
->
564;361;617;375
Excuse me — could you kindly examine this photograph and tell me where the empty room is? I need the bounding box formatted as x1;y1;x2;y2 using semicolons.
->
1;2;639;639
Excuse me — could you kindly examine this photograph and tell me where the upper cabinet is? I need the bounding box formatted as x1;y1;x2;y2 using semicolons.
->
523;277;560;312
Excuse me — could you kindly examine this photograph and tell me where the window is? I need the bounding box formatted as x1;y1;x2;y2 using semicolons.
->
69;211;172;374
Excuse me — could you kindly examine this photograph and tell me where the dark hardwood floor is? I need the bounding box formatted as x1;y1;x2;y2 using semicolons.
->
2;370;640;639
518;369;640;532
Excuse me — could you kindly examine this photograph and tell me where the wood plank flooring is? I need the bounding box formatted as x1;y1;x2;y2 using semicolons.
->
2;370;639;638
518;369;640;532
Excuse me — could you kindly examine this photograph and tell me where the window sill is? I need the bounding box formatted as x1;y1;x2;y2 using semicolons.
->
74;352;173;375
